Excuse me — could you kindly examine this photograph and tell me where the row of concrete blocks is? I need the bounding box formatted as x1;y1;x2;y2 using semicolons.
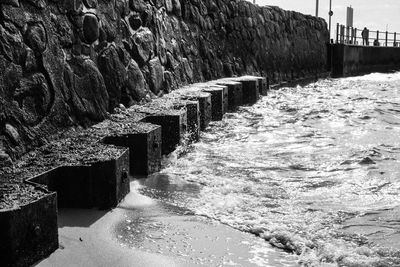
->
0;75;268;267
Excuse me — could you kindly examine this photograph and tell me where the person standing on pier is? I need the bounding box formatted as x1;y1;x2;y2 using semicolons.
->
361;27;369;45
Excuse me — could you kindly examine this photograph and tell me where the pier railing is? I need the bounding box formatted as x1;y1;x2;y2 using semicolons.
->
335;23;399;47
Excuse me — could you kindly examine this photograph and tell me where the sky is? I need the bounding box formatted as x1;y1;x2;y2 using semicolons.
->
252;0;400;38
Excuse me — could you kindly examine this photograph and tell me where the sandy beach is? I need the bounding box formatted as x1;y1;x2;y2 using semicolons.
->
36;179;297;267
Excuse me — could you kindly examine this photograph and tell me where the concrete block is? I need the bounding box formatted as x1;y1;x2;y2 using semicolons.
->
141;109;187;155
217;85;229;114
236;77;259;105
180;92;211;131
255;77;268;95
31;166;93;208
27;146;130;209
0;187;58;267
206;84;229;114
89;149;130;208
173;99;200;142
202;86;224;121
99;122;162;176
216;80;243;111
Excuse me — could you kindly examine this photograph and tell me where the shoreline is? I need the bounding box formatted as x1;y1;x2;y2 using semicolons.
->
36;179;298;267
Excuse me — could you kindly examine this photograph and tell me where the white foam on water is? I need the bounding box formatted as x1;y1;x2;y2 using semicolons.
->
343;72;400;82
118;181;157;209
140;72;400;266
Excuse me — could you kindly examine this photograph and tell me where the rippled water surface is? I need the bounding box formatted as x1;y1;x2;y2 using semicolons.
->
140;73;400;266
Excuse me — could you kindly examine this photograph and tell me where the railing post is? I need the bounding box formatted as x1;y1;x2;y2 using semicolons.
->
341;25;345;43
354;28;357;44
376;30;379;46
385;31;388;46
336;23;340;43
395;32;397;46
350;27;353;44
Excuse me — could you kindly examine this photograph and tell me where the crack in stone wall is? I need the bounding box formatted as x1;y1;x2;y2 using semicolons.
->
0;0;329;164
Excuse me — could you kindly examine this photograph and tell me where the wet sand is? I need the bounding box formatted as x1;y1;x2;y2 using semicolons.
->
36;179;297;267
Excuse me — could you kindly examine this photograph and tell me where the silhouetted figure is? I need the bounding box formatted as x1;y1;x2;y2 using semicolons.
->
373;39;380;46
361;27;369;46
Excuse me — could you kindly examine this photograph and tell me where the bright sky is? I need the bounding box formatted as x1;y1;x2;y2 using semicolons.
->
252;0;400;38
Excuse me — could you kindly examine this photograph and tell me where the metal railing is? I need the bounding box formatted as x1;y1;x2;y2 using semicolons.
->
335;23;400;47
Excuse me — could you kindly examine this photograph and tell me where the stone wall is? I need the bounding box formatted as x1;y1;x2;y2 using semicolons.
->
0;0;329;164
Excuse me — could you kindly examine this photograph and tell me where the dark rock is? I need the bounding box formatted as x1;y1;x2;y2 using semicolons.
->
58;0;83;15
223;63;234;77
115;0;129;18
25;0;46;9
129;0;146;12
141;5;155;27
51;15;73;48
102;19;117;42
129;14;142;31
181;57;193;81
25;22;47;55
158;38;167;65
163;70;174;93
149;58;164;95
359;157;376;165
82;13;100;44
98;46;127;110
14;73;52;125
83;0;97;8
131;27;154;65
125;59;147;104
172;0;181;16
63;58;109;122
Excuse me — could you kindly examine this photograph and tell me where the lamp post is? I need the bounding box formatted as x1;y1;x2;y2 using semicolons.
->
328;0;333;39
316;0;319;17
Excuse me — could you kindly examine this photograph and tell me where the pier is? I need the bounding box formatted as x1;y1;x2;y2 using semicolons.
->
330;24;400;77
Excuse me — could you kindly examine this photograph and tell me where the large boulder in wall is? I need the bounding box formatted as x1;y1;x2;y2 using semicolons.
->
148;57;164;95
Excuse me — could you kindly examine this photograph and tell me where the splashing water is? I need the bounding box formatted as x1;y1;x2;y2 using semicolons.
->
140;72;400;266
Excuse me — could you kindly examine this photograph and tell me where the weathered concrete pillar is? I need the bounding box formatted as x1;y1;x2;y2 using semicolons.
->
215;80;243;111
202;86;225;121
173;99;201;142
0;188;58;267
207;84;229;114
100;122;162;176
255;77;268;95
235;77;260;105
27;143;130;209
140;109;187;155
180;92;212;131
87;150;130;208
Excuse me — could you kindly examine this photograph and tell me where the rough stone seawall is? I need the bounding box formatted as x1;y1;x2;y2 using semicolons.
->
0;0;329;164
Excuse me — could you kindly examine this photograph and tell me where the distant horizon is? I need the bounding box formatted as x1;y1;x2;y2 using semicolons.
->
250;0;400;39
